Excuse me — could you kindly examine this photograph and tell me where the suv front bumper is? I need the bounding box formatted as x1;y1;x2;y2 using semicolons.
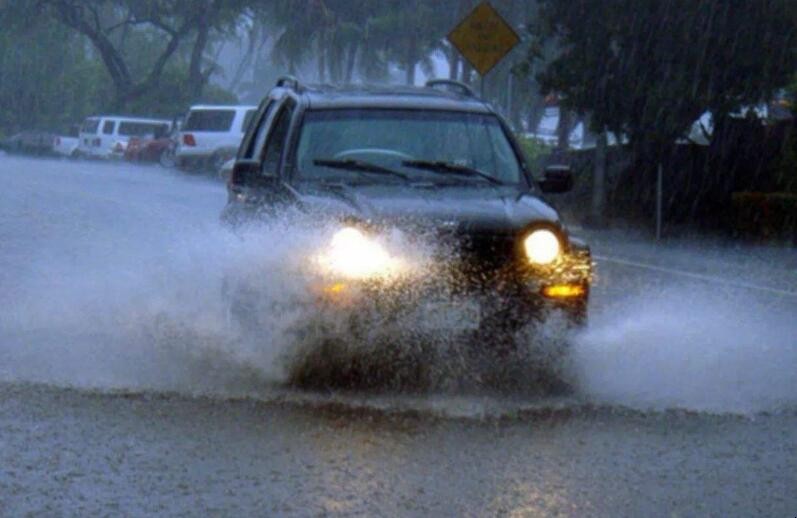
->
303;245;592;331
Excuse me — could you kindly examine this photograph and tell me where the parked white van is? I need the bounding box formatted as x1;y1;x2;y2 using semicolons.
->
77;116;171;159
175;104;257;172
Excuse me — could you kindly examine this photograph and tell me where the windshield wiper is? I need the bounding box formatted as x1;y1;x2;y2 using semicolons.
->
313;158;409;181
401;160;504;185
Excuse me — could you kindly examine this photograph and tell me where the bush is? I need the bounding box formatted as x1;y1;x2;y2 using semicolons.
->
516;135;553;165
731;192;797;243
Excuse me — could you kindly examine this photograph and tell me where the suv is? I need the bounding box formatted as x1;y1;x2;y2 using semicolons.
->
222;77;591;346
176;104;257;172
77;116;171;159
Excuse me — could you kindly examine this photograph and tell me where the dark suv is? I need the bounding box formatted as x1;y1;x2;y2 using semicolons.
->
222;76;592;343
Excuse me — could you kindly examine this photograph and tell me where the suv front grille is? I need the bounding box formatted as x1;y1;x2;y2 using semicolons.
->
430;232;519;287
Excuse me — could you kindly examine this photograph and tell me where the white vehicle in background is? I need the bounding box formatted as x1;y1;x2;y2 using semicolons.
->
175;104;257;172
77;115;171;159
52;124;80;157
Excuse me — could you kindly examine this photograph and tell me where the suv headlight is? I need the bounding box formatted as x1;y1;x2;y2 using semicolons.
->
523;229;561;264
318;227;400;279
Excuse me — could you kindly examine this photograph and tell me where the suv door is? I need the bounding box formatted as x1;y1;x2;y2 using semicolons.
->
100;119;115;152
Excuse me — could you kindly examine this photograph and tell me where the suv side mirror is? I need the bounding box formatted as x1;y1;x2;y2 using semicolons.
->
538;165;574;194
230;159;275;188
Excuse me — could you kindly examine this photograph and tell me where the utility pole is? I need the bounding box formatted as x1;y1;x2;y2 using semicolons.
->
656;162;663;240
591;129;607;226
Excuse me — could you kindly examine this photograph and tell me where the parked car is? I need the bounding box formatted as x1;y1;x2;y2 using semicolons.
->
0;131;57;156
76;116;172;159
175;104;257;173
123;123;173;163
222;77;592;357
52;125;80;157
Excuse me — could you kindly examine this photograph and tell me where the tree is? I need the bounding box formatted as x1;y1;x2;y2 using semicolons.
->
532;0;797;159
41;0;249;108
0;3;108;132
530;0;797;227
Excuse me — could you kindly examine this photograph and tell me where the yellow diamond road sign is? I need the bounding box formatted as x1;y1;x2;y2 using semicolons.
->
447;1;520;77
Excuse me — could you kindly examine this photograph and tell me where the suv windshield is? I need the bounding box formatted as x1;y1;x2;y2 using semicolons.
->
81;119;99;134
296;109;523;184
118;122;169;138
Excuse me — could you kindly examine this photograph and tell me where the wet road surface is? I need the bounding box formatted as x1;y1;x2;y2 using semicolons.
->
3;383;796;517
1;155;795;516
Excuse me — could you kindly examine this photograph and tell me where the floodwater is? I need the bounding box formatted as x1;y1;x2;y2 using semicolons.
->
1;155;795;516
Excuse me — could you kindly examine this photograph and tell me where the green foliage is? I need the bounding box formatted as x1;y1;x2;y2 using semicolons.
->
39;0;248;108
0;14;109;132
516;134;552;164
266;0;463;85
532;0;797;157
0;0;240;133
124;65;238;118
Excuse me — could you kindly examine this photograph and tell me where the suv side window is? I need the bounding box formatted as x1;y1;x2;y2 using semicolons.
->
239;100;275;159
102;120;115;135
261;100;295;175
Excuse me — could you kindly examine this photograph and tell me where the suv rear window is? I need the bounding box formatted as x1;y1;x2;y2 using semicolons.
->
184;110;236;132
81;119;99;134
118;122;169;138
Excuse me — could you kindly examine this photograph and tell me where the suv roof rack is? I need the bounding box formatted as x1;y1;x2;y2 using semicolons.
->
425;79;475;98
275;75;301;91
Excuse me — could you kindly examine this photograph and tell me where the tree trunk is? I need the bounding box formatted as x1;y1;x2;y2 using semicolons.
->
556;108;572;150
188;7;212;101
526;93;545;134
317;34;326;83
405;39;417;86
328;38;342;84
460;61;473;86
406;62;416;86
229;22;263;92
448;47;460;80
344;42;358;83
53;2;190;109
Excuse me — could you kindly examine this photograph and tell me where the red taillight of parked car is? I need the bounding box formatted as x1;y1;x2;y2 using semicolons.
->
183;134;196;146
54;137;61;146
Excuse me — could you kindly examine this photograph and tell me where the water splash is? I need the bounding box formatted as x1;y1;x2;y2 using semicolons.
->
571;283;797;414
2;160;794;418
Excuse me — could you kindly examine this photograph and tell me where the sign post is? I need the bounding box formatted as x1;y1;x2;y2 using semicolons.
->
656;162;663;240
447;2;520;99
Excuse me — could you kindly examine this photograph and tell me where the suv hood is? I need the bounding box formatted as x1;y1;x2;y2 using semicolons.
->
294;183;562;235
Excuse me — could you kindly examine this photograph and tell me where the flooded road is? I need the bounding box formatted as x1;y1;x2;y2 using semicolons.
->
1;155;795;516
3;383;796;517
